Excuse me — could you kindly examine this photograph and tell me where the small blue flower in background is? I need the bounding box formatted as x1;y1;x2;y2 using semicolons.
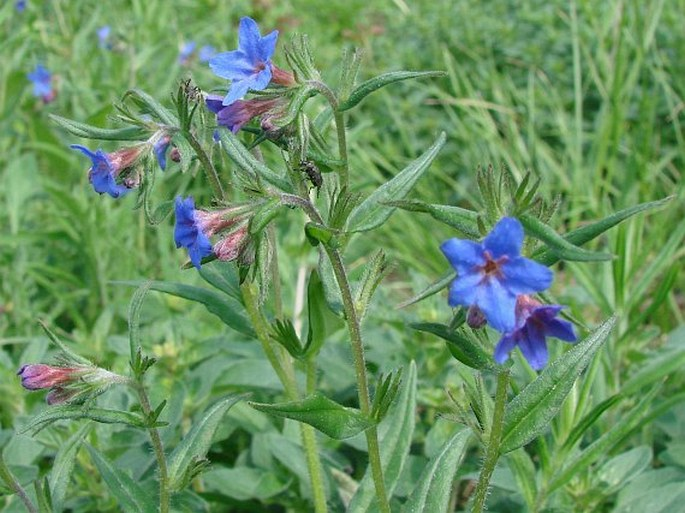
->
209;16;278;106
441;217;553;332
27;64;55;103
174;196;213;269
97;26;112;49
494;295;577;370
199;45;216;63
15;0;27;12
178;41;196;65
71;145;140;198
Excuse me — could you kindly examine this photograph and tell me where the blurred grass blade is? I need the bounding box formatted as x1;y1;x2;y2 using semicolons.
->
167;394;245;490
532;196;673;266
338;70;446;111
520;214;613;262
500;316;616;454
412;322;494;370
250;393;374;440
347;361;417;512
86;445;157;513
621;346;685;396
396;270;455;309
49;424;90;512
346;132;446;232
506;448;538;511
49;114;148;141
385;200;480;237
561;393;623;451
116;280;254;337
401;429;470;513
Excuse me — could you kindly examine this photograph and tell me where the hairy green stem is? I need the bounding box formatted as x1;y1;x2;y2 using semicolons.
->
135;383;170;513
182;130;225;201
240;282;328;513
471;369;510;513
307;80;349;189
324;247;391;513
0;451;37;513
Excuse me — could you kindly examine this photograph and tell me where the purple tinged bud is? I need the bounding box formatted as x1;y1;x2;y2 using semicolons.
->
18;364;80;390
466;305;487;329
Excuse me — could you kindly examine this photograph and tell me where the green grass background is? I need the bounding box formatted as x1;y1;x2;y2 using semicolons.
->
1;0;683;511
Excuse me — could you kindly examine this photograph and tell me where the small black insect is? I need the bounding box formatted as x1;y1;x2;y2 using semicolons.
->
300;160;323;188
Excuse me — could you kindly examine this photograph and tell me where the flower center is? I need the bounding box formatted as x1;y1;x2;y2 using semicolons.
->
480;251;507;278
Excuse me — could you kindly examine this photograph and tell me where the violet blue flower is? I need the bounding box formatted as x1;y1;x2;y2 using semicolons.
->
27;64;55;102
97;25;111;49
494;295;577;370
199;45;217;63
154;136;171;170
440;217;553;332
178;41;196;64
209;17;278;106
174;196;213;269
16;0;27;12
71;144;141;198
205;94;281;133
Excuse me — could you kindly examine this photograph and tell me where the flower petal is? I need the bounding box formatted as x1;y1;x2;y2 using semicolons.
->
209;50;255;80
238;16;262;61
544;318;577;342
258;29;279;61
251;67;273;92
447;272;482;307
484;217;523;258
518;323;549;370
494;334;517;364
501;257;553;295
476;278;517;332
222;79;252;106
440;238;485;275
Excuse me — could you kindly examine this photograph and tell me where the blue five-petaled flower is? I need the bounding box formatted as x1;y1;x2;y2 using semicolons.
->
494;296;577;370
209;16;278;106
70;145;131;198
440;217;553;333
174;196;213;269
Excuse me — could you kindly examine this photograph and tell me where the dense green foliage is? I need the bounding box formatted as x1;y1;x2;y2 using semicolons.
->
1;1;683;512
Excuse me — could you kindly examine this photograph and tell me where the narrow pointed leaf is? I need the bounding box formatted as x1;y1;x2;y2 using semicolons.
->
116;280;254;337
402;429;470;513
396;270;455;309
23;406;148;435
387;200;480;237
348;361;417;512
412;322;494;370
86;445;157;513
338;70;446;111
249;393;374;440
520;214;613;262
500;316;616;453
197;261;243;302
561;393;623;451
123;88;177;125
49;424;90;512
167;394;245;490
532;196;673;266
346;133;446;232
50;114;147;140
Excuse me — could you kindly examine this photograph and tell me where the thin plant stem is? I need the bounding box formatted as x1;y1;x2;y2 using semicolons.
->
307;80;349;189
135;383;170;513
182;130;225;201
240;282;328;513
324;247;391;513
471;369;510;513
0;451;37;513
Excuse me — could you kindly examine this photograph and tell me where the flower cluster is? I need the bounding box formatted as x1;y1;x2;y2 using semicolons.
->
441;217;576;369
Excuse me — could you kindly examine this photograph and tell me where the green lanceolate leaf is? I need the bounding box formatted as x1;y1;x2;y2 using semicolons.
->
532;196;673;266
402;429;470;513
23;406;148;435
218;129;292;191
396;270;455;309
348;361;417;512
412;322;494;371
85;445;157;513
197;260;243;302
561;393;623;451
250;393;374;440
354;249;391;321
338;70;446;111
346;133;446;233
499;316;616;454
123;88;178;125
387;200;480;238
128;281;152;363
167;394;245;490
116;280;254;337
305;269;342;357
520;214;613;262
305;222;341;248
49;424;90;512
50;114;148;141
317;248;344;316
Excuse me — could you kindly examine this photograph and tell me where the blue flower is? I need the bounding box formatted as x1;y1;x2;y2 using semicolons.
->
174;196;213;269
97;26;111;49
199;45;216;63
153;136;171;170
16;0;27;12
205;94;281;133
178;41;196;64
440;217;553;332
494;295;577;370
71;145;139;198
209;17;278;106
27;64;54;102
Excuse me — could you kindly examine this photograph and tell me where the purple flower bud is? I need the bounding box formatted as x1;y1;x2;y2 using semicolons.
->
18;364;81;390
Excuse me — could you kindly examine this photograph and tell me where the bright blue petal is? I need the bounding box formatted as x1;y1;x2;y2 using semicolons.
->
71;145;128;198
258;30;278;61
209;51;255;80
251;67;273;91
501;257;553;294
447;272;481;307
518;323;548;370
494;334;517;364
484;217;523;258
174;196;213;269
544;317;577;342
476;278;517;332
222;79;251;106
440;239;485;275
238;17;262;61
